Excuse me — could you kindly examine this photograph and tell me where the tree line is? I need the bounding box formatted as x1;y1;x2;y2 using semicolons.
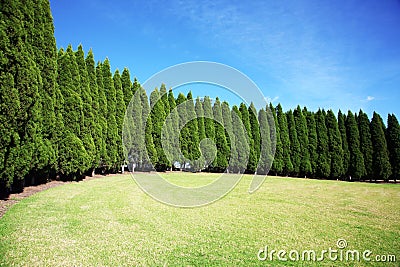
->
1;0;399;198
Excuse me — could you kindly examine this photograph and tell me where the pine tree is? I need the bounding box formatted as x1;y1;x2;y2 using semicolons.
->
30;0;58;181
232;105;249;173
346;111;366;180
167;89;180;168
325;110;344;179
159;84;173;170
270;104;283;175
358;110;373;180
276;104;292;175
387;114;400;182
248;103;261;173
149;88;169;171
57;48;88;178
85;49;102;170
113;70;126;167
96;62;108;170
145;115;157;168
121;68;133;107
221;101;234;172
370;112;391;181
258;108;273;174
202;96;216;170
315;109;330;178
0;0;46;191
212;97;229;172
240;103;256;173
287;110;301;176
195;97;207;170
304;108;318;177
294;106;311;177
338;110;350;179
102;59;118;171
75;45;96;175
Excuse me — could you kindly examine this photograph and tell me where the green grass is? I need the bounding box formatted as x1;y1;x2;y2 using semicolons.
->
0;173;399;266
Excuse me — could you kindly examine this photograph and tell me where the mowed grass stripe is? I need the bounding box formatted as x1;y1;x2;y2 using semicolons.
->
0;173;398;266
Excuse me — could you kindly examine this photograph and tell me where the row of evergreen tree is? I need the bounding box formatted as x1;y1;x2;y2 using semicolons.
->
123;86;400;183
1;0;399;198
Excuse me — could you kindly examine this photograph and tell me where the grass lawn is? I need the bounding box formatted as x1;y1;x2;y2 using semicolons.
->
0;173;399;266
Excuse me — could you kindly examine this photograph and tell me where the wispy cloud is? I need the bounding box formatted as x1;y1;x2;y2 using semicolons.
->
265;96;279;103
363;96;375;102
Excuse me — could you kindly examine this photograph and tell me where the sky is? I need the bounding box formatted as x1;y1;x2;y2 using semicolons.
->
50;0;400;119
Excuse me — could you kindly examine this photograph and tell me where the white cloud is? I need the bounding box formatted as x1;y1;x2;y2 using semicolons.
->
264;96;279;103
364;96;375;102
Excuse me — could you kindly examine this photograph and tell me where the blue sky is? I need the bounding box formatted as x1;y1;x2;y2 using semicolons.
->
50;0;400;119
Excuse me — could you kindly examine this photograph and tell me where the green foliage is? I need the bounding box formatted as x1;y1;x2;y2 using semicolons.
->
370;112;391;181
358;110;373;180
121;68;133;107
257;108;273;174
149;88;169;170
325;110;344;178
287;110;301;175
276;104;292;175
248;103;261;173
346;111;366;180
387;114;400;181
338;110;350;178
113;70;126;166
232;105;249;173
103;59;119;171
85;49;102;168
270;104;283;175
315;109;330;178
212;98;229;172
294;106;311;176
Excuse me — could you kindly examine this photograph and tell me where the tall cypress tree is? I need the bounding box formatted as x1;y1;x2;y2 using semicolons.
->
315;109;330;178
85;49;102;170
270;104;283;175
75;45;96;175
213;97;229;172
168;89;180;168
287;110;301;176
346;111;366;180
276;104;292;175
121;68;133;107
358;110;373;180
113;70;126;167
160;84;173;170
387;114;400;182
338;110;350;179
96;62;108;170
248;103;261;173
294;106;311;177
149;88;169;171
221;101;234;172
102;58;118;171
240;103;256;173
30;0;58;181
57;48;88;178
325;110;344;179
232;105;249;173
370;112;391;181
202;96;216;170
258;108;272;174
195;97;207;170
304;108;318;177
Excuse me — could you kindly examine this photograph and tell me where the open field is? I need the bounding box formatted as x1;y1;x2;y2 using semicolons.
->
0;173;399;266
